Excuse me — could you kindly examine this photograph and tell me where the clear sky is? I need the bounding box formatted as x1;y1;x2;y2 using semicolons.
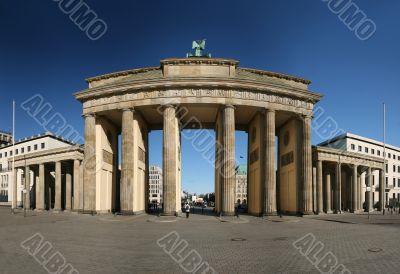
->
1;0;399;194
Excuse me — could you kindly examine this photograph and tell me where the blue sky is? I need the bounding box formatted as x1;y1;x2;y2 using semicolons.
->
1;1;399;194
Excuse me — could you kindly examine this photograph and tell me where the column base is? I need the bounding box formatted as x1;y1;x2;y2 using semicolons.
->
161;211;178;217
80;210;97;215
52;209;63;213
120;210;145;216
325;210;333;214
263;211;278;217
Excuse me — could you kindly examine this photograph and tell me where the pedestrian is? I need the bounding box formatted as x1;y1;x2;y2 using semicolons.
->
185;203;190;218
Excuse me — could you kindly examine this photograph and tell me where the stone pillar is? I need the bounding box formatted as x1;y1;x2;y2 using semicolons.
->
379;168;384;211
264;109;276;215
83;113;96;213
65;164;72;211
162;105;178;216
54;161;62;212
352;165;358;213
24;166;30;210
366;167;373;212
334;162;341;213
302;115;313;214
317;160;323;214
325;173;332;213
221;105;235;215
73;159;81;211
36;164;45;210
121;108;134;213
12;168;18;209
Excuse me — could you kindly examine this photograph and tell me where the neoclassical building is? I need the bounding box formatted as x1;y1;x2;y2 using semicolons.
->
74;55;321;216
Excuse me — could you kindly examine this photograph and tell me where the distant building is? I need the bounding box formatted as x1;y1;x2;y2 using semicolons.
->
236;165;247;204
0;132;76;205
0;131;12;146
149;165;163;205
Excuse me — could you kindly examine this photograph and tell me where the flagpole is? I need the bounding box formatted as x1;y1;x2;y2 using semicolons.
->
11;100;15;214
383;103;386;213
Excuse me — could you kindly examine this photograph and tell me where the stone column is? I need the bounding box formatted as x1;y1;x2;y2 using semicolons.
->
121;108;134;213
302;115;313;214
317;160;323;214
12;168;18;209
83;113;96;213
221;105;235;215
326;173;332;213
379;168;384;211
162;105;178;216
65;164;72;211
352;165;358;213
264;109;276;215
36;164;45;210
335;162;341;213
54;161;62;212
24;165;30;210
73;159;80;211
366;167;373;212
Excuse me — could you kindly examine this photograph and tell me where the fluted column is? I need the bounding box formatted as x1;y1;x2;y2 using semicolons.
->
352;164;358;213
379;168;384;211
366;167;373;212
335;162;341;213
162;105;178;216
121;108;134;213
83;113;96;213
73;159;81;211
12;168;18;209
264;109;276;215
326;173;332;213
221;105;235;215
54;161;62;212
316;160;323;214
36;164;45;210
65;164;72;211
25;165;30;210
302;115;313;214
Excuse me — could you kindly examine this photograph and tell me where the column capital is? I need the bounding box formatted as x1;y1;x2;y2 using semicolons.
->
122;107;135;113
160;104;178;111
82;112;96;119
224;104;235;110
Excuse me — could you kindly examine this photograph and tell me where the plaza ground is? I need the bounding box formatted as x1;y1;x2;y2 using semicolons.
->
0;207;400;273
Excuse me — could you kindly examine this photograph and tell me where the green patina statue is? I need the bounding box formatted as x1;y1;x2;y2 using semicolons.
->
186;39;211;58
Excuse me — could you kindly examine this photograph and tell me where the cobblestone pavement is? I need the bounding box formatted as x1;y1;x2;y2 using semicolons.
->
0;207;400;274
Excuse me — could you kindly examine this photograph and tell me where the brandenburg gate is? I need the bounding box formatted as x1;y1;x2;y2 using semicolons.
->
74;51;322;216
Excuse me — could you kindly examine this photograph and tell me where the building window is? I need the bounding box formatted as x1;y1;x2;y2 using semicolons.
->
371;149;375;155
398;156;400;161
365;147;369;153
21;147;24;153
15;149;18;155
0;153;2;159
398;166;400;173
41;143;45;149
389;153;391;158
9;151;12;156
4;152;7;157
377;150;381;156
358;146;362;152
351;144;355;150
398;178;400;188
27;146;31;152
394;178;396;186
394;165;396;172
386;177;388;187
34;144;38;151
386;164;388;173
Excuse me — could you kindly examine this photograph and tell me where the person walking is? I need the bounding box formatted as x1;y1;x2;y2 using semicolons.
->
185;203;190;219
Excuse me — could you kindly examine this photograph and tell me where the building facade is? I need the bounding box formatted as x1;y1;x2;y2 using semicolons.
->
0;132;77;206
149;165;163;205
0;131;12;146
236;165;247;205
319;133;400;209
74;54;321;216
